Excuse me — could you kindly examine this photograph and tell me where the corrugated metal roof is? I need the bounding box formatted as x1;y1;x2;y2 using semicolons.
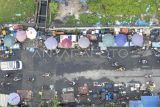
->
0;94;8;107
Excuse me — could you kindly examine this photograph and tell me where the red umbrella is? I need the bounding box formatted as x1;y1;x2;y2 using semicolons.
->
61;38;72;48
16;30;27;42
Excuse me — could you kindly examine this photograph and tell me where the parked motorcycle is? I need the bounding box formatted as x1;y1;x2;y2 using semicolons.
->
13;77;22;81
42;72;51;77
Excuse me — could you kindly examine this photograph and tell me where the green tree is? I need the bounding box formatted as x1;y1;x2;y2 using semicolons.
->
79;14;99;26
51;97;60;107
49;1;59;22
65;15;78;26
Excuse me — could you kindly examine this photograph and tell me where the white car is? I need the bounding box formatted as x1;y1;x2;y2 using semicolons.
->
0;61;23;71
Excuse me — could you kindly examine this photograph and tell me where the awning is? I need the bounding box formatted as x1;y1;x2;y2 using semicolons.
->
78;37;90;48
16;30;27;42
61;38;72;48
26;27;37;40
44;37;58;50
8;93;20;105
4;35;16;47
132;34;144;46
115;34;127;46
102;34;114;47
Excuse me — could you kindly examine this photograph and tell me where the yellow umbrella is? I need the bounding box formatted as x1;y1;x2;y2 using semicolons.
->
2;30;6;35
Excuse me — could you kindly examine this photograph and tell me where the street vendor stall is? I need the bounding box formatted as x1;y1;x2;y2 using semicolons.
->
61;93;75;103
78;83;89;96
17;90;32;102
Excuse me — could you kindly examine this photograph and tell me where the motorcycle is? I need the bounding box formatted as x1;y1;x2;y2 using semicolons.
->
28;77;35;82
13;77;22;81
42;72;51;77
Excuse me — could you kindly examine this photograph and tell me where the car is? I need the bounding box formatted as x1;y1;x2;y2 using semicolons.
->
0;60;23;71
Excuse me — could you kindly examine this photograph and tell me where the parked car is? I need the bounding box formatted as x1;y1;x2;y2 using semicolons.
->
0;60;23;71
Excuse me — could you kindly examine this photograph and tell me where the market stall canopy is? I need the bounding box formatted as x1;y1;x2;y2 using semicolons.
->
8;93;20;105
16;30;27;42
44;37;58;50
61;38;72;48
78;37;90;48
115;34;127;46
26;27;37;40
102;34;114;47
4;35;15;47
132;34;144;46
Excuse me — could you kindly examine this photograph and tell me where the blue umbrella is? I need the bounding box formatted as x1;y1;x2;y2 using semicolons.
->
115;34;127;46
102;34;115;47
44;37;58;50
132;34;144;46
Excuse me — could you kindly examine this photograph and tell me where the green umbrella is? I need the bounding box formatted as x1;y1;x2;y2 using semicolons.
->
3;35;15;47
102;34;114;47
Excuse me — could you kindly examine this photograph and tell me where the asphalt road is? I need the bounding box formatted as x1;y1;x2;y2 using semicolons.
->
0;48;160;106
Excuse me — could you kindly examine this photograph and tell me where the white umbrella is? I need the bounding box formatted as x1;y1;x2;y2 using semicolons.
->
26;27;37;40
8;93;20;105
78;37;90;48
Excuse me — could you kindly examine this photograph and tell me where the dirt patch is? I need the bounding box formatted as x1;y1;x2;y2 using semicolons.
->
55;0;81;20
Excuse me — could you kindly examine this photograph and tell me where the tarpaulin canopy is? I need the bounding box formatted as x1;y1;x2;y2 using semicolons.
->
61;38;72;48
78;37;90;48
135;20;149;26
129;100;143;107
115;34;127;46
44;37;58;50
16;30;27;42
0;94;8;107
132;34;144;46
8;93;20;105
120;28;129;34
13;24;24;30
26;27;37;40
141;96;160;107
102;34;114;47
4;35;15;47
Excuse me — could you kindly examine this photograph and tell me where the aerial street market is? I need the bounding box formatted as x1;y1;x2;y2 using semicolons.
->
0;0;160;107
